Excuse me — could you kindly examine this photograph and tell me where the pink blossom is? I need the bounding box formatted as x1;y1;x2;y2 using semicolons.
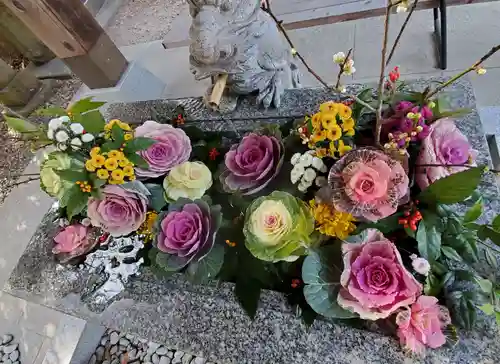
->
394;101;414;115
133;120;191;178
416;118;477;190
338;229;422;320
396;296;451;354
328;148;409;221
53;223;96;263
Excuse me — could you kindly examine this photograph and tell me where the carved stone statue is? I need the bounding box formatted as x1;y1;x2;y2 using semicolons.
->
188;0;301;109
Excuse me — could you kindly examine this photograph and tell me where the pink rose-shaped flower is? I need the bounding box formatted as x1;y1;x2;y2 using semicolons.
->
53;223;97;263
338;229;422;320
134;120;191;178
220;133;284;195
396;295;451;353
416;118;477;190
87;185;148;236
328;148;409;221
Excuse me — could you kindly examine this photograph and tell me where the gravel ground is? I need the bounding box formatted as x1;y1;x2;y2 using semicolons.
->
106;0;186;46
0;78;82;204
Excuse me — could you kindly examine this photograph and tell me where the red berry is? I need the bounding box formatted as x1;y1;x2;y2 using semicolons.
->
404;211;410;217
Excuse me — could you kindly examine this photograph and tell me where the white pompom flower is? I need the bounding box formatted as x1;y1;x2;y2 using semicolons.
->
48;118;63;130
315;176;327;187
297;181;309;193
81;133;95;143
70;123;84;135
55;130;69;143
303;168;317;182
311;157;325;171
299;153;313;167
410;254;431;276
292;164;305;176
333;52;346;64
290;153;302;165
47;129;54;140
70;137;82;150
59;116;71;123
290;169;302;184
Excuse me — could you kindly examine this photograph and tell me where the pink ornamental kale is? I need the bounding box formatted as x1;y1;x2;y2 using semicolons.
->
338;229;422;320
53;223;98;263
154;198;222;271
416;118;477;190
220;133;284;195
328;148;409;222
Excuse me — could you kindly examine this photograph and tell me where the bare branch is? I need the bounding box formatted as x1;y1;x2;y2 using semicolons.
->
386;0;419;66
335;48;353;89
4;176;40;189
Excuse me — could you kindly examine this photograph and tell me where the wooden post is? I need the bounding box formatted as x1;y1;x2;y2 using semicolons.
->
0;0;128;89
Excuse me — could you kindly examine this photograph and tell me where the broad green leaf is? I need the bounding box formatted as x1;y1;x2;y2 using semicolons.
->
126;153;149;169
441;246;462;261
496;312;500;327
186;244;224;284
475;278;493;293
354;213;402;235
68;97;106;115
4;115;38;133
478;303;495;315
302;244;357;319
124;137;156;153
155;251;188;272
148;249;176;278
59;184;80;208
235;277;261;320
463;202;482;223
442;271;455;289
492;215;500;232
424;273;443;296
477;226;500;246
416;219;442;261
144;183;167;212
35;106;68;117
66;191;87;220
78;110;106;134
54;169;87;182
484;248;498;269
100;140;122;153
111;123;125;144
447;291;477;330
419;167;484;205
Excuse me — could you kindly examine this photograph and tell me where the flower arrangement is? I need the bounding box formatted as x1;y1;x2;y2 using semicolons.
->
4;0;500;356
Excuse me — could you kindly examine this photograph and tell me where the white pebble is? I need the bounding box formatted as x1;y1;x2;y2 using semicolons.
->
110;332;119;345
159;356;172;364
156;347;168;356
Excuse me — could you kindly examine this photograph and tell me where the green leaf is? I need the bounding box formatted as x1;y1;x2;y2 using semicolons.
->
78;110;106;134
35;106;68;117
463;202;482;223
111;123;125;144
484;248;498;269
492;215;500;232
477;226;500;246
126;153;149;169
496;312;500;327
355;213;402;235
124;137;155;154
448;291;477;330
100;140;122;153
186;244;224;284
155;251;188;272
302;244;357;319
4;115;38;133
68;97;106;115
148;249;176;278
475;278;493;294
441;246;462;261
234;278;261;320
144;183;167;212
416;219;442;261
54;169;87;182
424;273;443;296
66;191;87;220
418;167;484;205
59;184;80;208
478;303;495;315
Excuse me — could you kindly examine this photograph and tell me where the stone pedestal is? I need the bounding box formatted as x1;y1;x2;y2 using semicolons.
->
4;78;500;364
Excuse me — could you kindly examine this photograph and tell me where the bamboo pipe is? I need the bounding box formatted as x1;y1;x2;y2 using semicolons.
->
208;73;228;109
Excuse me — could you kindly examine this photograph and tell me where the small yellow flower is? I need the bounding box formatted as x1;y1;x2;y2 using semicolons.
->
338;104;352;120
311;113;322;129
338;140;352;156
119;121;131;131
118;158;131;168
104;157;119;171
108;179;121;185
108;150;124;160
476;67;487;75
326;124;342;141
105;119;121;130
91;155;106;168
123;165;134;176
96;169;109;180
111;169;125;182
309;199;356;239
85;160;96;172
314;148;328;158
124;133;133;141
90;147;101;158
129;175;136;181
319;101;339;113
344;128;355;137
311;129;327;143
321;113;338;130
329;141;337;156
342;117;355;131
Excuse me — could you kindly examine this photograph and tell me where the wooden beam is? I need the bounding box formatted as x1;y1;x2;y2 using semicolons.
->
1;0;128;88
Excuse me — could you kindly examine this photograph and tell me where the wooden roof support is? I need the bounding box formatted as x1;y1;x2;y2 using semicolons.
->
0;0;128;89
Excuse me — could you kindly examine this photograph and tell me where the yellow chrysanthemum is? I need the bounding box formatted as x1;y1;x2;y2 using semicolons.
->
91;155;106;168
105;119;121;130
104;157;119;171
108;150;124;160
85;160;96;172
338;140;353;156
338;104;352;120
118;158;131;168
123;165;134;176
309;199;356;239
326;124;342;141
342;117;355;131
344;128;355;137
314;148;328;158
319;101;339;113
310;129;327;143
321;113;338;130
124;133;133;141
111;169;125;182
129;175;136;181
119;121;131;131
96;169;109;180
90;147;101;158
138;211;158;243
311;113;322;129
108;179;121;185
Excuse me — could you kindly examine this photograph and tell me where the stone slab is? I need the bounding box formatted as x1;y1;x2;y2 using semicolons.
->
4;79;500;364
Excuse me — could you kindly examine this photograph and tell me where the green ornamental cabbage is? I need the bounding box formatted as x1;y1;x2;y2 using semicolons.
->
40;152;73;200
243;191;315;262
